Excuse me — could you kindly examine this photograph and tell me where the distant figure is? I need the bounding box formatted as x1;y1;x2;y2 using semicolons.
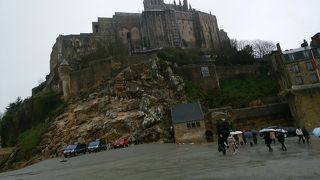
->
244;131;254;146
270;131;276;144
276;132;287;151
252;129;258;144
227;134;238;155
237;134;244;146
263;132;273;152
296;127;305;143
302;127;310;143
218;134;226;156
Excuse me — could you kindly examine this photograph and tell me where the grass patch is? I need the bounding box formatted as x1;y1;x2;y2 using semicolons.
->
17;123;48;151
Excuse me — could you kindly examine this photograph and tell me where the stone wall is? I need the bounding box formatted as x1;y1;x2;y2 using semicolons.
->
177;64;220;91
175;11;196;47
195;12;220;49
174;120;207;143
287;88;320;131
232;103;292;131
216;64;260;80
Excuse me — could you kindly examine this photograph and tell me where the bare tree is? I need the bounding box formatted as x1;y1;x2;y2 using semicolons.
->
251;39;276;58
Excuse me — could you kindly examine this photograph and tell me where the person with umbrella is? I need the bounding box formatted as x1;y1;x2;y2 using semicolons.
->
302;127;310;143
263;132;273;152
296;127;305;143
251;129;259;144
244;131;254;146
276;129;287;151
260;128;275;152
218;134;227;156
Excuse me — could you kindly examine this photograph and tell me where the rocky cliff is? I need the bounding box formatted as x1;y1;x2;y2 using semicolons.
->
38;57;185;159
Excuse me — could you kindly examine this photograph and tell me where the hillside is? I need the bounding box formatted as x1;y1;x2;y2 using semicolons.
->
0;57;186;171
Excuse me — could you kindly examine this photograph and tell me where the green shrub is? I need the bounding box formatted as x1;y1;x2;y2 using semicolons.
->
17;123;48;151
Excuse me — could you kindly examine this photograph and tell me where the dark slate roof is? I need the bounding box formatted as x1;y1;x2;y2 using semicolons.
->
171;102;204;124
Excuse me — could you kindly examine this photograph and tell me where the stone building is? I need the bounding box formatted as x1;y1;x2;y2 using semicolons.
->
171;102;213;143
45;0;229;97
93;0;228;50
271;35;320;131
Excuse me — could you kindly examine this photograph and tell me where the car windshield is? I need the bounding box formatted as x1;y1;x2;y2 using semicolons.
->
89;141;99;146
65;145;77;150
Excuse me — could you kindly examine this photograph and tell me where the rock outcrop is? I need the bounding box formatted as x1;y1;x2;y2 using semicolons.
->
38;57;186;159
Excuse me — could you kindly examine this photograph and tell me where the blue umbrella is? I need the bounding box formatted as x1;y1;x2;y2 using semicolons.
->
312;128;320;137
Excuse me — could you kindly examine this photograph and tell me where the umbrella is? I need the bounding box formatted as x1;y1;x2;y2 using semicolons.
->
244;131;253;138
259;128;276;133
230;131;243;135
312;128;320;137
276;129;288;133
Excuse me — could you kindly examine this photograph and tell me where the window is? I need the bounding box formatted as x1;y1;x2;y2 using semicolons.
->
311;73;319;83
288;54;295;61
201;67;210;77
191;122;196;128
317;48;320;56
306;62;314;71
196;122;201;127
187;123;191;129
292;64;300;73
303;51;310;59
295;76;304;85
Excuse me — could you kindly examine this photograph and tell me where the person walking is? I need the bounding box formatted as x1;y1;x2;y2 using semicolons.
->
244;131;254;146
237;134;245;146
218;134;226;156
302;127;310;143
270;131;276;144
227;134;238;155
296;127;305;143
252;129;258;145
263;132;273;152
276;132;287;151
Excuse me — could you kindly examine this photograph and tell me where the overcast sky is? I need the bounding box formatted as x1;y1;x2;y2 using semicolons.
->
0;0;319;113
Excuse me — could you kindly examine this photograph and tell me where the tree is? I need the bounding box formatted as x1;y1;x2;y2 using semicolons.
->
251;40;276;58
0;111;3;120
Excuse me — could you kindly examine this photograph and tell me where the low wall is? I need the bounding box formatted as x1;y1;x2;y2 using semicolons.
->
216;64;260;80
232;103;293;131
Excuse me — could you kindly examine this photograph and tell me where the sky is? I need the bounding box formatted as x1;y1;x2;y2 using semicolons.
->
0;0;319;113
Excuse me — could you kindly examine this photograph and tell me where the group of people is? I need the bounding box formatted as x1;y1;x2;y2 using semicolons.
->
218;130;259;155
217;127;311;156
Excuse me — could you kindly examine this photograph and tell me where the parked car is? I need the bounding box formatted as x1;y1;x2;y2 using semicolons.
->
87;139;107;153
111;139;129;149
63;143;87;157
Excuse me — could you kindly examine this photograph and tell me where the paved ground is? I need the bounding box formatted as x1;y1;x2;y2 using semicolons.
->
1;137;320;180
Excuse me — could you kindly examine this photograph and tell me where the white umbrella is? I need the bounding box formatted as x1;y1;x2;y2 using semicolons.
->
259;128;276;133
276;129;288;133
230;131;243;135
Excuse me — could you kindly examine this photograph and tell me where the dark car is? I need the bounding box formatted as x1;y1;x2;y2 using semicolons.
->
63;143;87;157
87;139;107;153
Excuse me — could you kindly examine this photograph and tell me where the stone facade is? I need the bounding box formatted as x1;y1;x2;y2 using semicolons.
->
92;0;227;50
271;37;320;131
177;64;220;91
46;0;229;97
173;120;208;143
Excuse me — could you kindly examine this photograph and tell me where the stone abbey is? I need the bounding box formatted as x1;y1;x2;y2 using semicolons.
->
93;0;230;51
47;0;230;94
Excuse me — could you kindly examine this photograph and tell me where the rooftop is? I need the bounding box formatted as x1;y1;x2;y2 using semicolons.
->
171;102;204;124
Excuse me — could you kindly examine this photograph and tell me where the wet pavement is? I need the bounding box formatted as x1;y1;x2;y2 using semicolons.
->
0;137;320;180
